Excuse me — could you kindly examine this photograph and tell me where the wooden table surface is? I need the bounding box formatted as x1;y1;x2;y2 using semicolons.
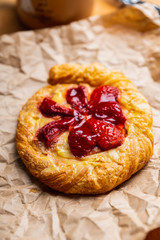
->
0;0;116;35
0;0;159;35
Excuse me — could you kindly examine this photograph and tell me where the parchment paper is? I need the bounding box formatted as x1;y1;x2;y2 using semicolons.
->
0;3;160;240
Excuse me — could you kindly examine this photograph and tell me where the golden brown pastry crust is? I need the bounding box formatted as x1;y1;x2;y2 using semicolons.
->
16;63;154;194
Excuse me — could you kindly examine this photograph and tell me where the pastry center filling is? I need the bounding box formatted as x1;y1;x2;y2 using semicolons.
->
37;85;126;157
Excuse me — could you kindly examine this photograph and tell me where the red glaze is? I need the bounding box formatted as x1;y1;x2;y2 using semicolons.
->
39;97;77;118
88;85;119;111
37;117;80;147
92;102;126;125
66;86;89;115
86;118;125;150
68;118;125;157
68;122;97;157
37;85;126;157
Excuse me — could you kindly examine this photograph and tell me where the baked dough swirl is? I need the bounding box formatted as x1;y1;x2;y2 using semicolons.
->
16;63;154;194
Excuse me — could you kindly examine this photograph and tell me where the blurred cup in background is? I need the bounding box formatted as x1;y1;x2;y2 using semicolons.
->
17;0;94;29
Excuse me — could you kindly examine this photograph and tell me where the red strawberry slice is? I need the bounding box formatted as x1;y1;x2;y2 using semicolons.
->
97;124;125;151
39;97;76;118
66;86;89;115
68;118;125;157
86;118;125;151
93;102;126;125
37;117;79;147
89;85;119;111
68;123;97;157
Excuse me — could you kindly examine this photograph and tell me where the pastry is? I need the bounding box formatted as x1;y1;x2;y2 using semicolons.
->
16;63;154;194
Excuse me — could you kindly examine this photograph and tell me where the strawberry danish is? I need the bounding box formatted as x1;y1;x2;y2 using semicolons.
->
16;63;153;194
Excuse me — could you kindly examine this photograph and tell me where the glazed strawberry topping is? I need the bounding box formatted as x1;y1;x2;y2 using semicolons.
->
66;86;90;115
85;118;124;151
93;102;126;125
68;118;124;157
68;120;97;157
37;117;81;148
37;85;126;157
89;85;119;110
39;97;77;118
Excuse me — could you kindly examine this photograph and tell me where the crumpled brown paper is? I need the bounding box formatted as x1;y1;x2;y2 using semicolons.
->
0;3;160;240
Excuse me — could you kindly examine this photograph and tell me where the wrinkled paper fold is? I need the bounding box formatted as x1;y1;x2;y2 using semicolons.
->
0;3;160;240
